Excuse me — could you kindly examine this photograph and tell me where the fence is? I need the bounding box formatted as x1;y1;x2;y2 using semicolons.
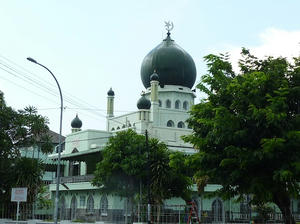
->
0;202;297;223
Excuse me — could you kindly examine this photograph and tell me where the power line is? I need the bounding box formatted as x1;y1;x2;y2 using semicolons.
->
0;58;105;121
0;70;59;105
0;55;106;118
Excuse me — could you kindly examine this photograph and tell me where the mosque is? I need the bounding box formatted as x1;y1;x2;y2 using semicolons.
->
48;25;253;222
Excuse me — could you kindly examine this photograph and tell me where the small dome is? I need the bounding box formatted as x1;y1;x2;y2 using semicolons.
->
137;95;151;110
71;114;82;128
141;34;196;89
150;71;159;81
107;88;115;96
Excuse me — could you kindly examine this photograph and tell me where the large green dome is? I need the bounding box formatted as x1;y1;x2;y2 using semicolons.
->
140;34;196;89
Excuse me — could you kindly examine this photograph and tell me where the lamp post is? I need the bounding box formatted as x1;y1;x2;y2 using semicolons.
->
27;57;63;224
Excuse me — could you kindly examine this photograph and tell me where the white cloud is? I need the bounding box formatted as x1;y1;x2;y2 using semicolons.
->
227;28;300;72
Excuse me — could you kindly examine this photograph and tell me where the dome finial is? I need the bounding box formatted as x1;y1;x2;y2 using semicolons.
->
164;21;174;37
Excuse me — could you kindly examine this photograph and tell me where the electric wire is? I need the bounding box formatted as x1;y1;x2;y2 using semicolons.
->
0;54;191;128
0;57;105;122
0;69;104;123
0;64;102;121
0;55;106;118
0;70;59;105
0;60;126;125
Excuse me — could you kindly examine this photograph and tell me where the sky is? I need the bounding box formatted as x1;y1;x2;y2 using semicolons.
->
0;0;300;136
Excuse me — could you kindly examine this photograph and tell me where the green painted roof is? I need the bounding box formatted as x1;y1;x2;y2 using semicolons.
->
137;95;151;110
71;114;82;128
141;34;196;89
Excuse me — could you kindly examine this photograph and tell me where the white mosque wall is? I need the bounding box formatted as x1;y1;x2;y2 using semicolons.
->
64;129;111;154
107;111;140;132
149;126;192;146
49;181;98;192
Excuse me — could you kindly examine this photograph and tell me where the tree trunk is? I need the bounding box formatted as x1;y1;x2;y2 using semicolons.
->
274;194;295;224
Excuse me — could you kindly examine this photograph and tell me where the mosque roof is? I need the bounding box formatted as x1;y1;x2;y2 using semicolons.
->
71;114;82;128
140;32;196;89
137;94;151;110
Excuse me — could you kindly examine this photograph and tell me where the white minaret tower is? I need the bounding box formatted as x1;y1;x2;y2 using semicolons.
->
107;87;115;117
106;87;115;131
150;71;159;126
137;92;151;133
71;114;82;133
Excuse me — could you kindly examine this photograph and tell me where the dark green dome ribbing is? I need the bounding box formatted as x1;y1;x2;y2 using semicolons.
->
140;34;196;89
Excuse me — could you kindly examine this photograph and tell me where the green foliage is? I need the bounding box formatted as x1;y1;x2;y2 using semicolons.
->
36;185;53;209
252;203;275;223
184;49;300;223
92;129;193;204
0;91;51;203
92;129;146;198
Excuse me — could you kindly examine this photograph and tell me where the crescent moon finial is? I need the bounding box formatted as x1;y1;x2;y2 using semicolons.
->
164;21;174;36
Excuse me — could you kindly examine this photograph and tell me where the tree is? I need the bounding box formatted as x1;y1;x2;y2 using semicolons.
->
92;130;193;210
149;140;193;223
184;49;300;224
92;129;146;199
0;91;52;202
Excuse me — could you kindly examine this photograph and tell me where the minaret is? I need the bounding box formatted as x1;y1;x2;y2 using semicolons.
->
137;93;151;121
107;88;115;117
106;88;115;131
71;114;82;133
150;71;159;126
137;93;151;133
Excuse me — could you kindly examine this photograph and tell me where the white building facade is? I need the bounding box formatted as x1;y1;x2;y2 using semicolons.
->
48;28;253;223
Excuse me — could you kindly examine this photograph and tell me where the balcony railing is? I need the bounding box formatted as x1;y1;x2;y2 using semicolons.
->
53;174;94;184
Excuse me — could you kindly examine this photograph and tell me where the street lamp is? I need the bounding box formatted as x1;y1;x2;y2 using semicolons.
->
27;57;63;224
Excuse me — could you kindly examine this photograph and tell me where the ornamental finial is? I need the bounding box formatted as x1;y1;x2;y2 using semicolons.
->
164;21;174;36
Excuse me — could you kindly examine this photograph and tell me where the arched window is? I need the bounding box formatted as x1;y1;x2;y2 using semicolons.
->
166;99;171;108
100;194;108;216
59;196;66;220
122;124;125;128
175;100;181;109
111;127;115;131
177;121;185;128
117;126;120;130
87;195;94;213
70;196;77;220
167;120;174;127
183;101;189;110
212;199;223;222
158;100;162;107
